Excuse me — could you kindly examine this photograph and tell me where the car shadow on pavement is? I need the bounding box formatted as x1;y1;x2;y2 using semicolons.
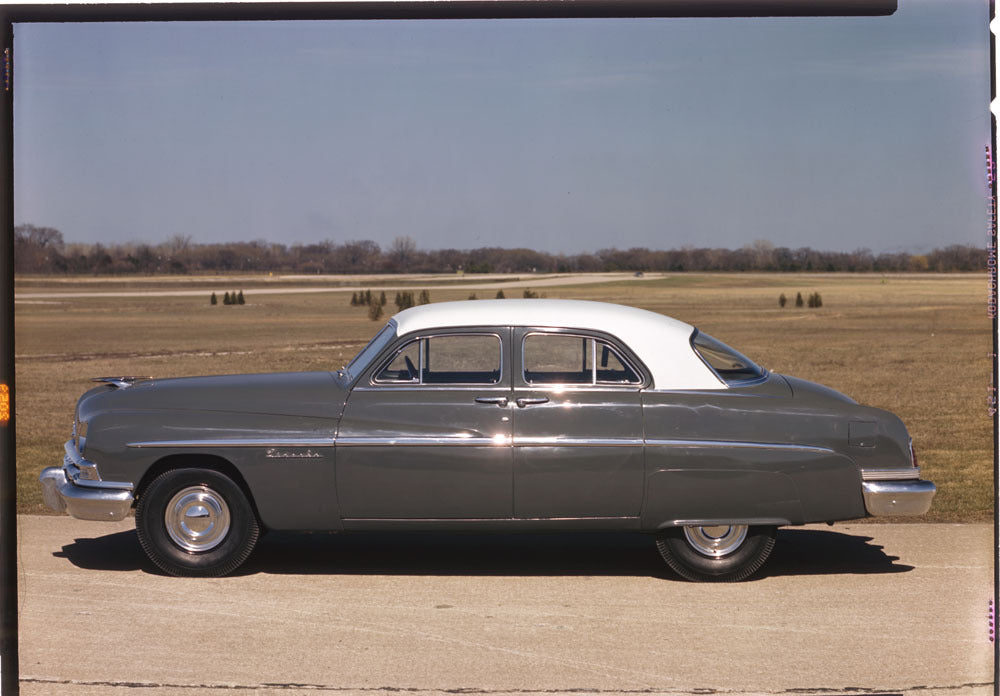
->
759;527;913;578
53;530;150;572
54;526;913;578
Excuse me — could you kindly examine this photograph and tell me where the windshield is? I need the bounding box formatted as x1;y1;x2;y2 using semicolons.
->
344;321;397;381
690;330;766;385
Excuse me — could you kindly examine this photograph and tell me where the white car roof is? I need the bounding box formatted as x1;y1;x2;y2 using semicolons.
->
391;299;725;390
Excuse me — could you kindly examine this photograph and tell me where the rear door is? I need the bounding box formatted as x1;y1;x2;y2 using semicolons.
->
511;328;646;520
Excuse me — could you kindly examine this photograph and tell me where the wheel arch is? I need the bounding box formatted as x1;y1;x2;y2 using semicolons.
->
652;517;792;531
135;453;265;530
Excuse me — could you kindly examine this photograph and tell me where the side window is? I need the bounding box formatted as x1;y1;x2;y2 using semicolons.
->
690;330;766;385
375;334;501;385
523;334;640;386
595;342;640;384
377;341;420;383
523;334;592;384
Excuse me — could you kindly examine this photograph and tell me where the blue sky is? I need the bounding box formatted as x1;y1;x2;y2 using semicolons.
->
13;1;991;254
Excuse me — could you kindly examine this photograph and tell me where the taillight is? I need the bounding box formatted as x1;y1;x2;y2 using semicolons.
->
909;440;918;469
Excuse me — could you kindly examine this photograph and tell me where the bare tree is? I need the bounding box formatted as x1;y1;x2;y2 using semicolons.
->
337;240;381;273
8;225;989;275
389;235;418;271
14;224;65;272
164;234;192;257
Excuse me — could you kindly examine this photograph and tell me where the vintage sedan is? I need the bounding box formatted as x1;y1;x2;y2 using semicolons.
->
40;299;935;581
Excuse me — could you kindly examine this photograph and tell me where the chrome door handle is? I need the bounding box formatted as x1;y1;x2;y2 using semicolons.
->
515;397;549;408
475;396;509;407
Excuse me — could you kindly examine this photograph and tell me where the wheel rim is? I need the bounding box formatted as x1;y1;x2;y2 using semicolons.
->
165;486;231;553
683;524;748;558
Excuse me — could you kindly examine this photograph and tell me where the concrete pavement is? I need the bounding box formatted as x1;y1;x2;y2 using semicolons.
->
14;516;995;695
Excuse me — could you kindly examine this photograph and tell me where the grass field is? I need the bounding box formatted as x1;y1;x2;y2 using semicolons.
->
13;271;994;522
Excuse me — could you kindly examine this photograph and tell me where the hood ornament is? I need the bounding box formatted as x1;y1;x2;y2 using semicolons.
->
91;376;152;390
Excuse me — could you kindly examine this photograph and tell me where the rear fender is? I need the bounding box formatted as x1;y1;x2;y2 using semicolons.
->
641;446;865;530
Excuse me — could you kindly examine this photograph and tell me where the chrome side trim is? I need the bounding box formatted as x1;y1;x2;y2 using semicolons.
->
127;438;336;449
514;437;640;447
517;385;644;393
353;386;512;392
337;436;639;447
506;516;636;521
337;436;510;447
128;436;832;452
644;438;834;454
667;517;791;528
342;516;637;522
861;468;921;481
355;385;642;393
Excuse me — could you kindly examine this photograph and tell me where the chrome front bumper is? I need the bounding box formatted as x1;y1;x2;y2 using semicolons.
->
862;478;937;516
38;440;134;521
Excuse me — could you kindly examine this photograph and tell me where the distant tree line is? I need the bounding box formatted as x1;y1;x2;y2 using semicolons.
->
13;226;989;275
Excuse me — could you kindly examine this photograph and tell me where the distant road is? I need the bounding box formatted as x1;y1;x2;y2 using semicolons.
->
16;517;994;695
14;272;649;300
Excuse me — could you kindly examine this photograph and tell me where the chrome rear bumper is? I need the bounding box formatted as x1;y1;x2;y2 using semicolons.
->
38;439;134;521
862;479;936;516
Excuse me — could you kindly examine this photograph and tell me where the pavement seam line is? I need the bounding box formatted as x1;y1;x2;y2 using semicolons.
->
17;677;997;694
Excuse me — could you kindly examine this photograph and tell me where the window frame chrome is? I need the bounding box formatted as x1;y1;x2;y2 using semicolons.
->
369;331;505;388
688;329;769;389
343;320;398;383
519;330;645;389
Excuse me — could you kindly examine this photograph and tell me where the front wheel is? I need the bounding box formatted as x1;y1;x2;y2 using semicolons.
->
656;524;776;582
136;468;260;577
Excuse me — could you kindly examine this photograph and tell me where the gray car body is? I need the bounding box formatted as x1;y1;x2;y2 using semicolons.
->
70;322;915;533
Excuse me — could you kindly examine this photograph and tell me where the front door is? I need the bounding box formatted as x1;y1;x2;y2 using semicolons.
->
512;328;645;519
336;329;513;519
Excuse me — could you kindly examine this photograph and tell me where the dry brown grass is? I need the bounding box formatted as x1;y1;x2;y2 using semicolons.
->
14;272;993;521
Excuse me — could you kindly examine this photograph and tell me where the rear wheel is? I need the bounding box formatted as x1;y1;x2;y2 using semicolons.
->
656;524;776;582
136;468;259;577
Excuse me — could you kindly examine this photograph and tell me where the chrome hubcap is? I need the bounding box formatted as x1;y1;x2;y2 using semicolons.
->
683;524;748;558
165;486;230;552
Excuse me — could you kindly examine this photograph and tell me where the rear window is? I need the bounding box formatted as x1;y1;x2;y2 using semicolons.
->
691;330;766;385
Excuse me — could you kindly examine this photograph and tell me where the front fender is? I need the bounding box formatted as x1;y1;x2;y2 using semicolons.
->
82;408;341;531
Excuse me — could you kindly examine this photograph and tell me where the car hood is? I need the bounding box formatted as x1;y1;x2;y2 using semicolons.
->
77;372;348;421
